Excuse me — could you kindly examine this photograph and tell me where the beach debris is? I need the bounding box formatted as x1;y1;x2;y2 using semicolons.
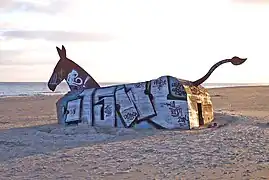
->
207;122;218;128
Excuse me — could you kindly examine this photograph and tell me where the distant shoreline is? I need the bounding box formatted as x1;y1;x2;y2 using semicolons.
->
0;83;268;98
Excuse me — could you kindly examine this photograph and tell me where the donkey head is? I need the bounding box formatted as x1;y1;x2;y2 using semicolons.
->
48;45;70;91
48;45;100;92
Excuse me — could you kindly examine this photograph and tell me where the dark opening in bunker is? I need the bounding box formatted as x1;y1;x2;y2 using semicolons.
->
197;103;204;126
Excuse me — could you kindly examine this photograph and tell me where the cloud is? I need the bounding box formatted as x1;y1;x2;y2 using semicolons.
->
0;0;68;14
0;49;23;60
1;30;113;42
0;49;54;66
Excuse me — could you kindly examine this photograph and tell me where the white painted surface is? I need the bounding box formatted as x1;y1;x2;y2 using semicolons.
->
65;99;81;123
125;82;155;120
150;76;189;129
115;86;138;127
58;76;193;129
80;88;95;125
93;87;116;127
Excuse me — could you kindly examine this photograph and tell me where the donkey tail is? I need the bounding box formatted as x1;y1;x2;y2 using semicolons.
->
192;56;247;86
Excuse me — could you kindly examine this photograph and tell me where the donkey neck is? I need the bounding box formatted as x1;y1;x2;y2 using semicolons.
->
64;60;100;91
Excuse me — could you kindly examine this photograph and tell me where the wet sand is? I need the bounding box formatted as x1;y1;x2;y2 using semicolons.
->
0;86;269;180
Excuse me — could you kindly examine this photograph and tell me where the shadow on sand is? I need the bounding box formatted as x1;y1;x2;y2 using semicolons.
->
0;112;245;162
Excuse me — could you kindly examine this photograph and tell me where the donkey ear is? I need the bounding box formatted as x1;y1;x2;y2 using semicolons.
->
56;46;62;57
61;45;66;58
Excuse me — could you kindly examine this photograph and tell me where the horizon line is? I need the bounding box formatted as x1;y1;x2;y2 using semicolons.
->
0;82;268;85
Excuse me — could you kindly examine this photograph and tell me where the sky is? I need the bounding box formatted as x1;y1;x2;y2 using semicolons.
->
0;0;269;83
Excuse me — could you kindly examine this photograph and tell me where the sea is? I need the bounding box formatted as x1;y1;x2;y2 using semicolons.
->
0;82;268;97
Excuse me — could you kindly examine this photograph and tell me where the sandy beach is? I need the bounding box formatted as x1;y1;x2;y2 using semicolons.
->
0;86;269;180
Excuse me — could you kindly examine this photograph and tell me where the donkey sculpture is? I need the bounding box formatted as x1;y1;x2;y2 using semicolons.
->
48;45;247;129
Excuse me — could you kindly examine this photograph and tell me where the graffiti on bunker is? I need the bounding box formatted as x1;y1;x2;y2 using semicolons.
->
57;76;190;129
